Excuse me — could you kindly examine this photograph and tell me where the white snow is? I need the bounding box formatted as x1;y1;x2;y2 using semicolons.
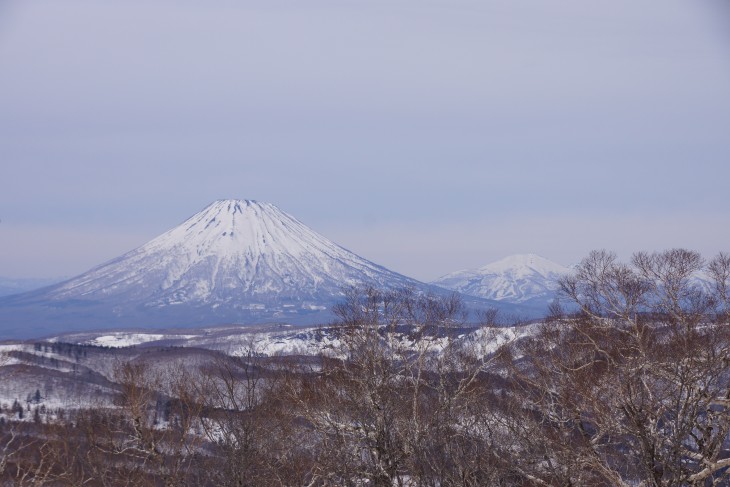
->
432;254;570;304
40;199;422;314
90;333;166;347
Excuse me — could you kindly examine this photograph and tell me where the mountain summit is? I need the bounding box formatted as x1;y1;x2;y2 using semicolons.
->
41;199;419;307
0;200;523;338
432;253;570;310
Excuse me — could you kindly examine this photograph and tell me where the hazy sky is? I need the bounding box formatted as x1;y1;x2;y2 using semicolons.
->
1;0;730;281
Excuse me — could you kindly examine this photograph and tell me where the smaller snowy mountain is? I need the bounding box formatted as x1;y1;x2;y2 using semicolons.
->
432;254;571;312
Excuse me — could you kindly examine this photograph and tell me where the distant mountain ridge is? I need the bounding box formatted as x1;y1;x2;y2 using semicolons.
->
0;277;64;298
0;200;524;339
432;254;571;311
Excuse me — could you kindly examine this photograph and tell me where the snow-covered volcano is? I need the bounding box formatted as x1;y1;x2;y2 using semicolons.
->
0;200;524;338
432;254;571;310
41;199;421;306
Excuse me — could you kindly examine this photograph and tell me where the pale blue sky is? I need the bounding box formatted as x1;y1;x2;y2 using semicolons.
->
1;0;729;281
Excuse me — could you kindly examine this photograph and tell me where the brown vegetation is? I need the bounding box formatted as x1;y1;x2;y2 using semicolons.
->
0;249;728;486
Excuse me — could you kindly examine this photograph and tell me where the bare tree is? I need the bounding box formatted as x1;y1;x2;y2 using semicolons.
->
74;359;206;486
194;348;311;486
281;287;509;486
503;249;730;486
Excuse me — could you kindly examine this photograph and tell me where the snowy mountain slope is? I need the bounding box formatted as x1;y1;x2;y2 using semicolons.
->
34;200;422;306
0;200;525;339
432;254;571;310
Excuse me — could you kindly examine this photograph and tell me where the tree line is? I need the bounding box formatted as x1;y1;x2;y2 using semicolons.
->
0;249;729;486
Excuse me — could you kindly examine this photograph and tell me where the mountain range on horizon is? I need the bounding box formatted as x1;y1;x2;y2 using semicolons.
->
0;199;547;339
0;276;66;298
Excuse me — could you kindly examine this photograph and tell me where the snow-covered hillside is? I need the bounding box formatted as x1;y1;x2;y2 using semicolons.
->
48;322;540;360
432;254;570;310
